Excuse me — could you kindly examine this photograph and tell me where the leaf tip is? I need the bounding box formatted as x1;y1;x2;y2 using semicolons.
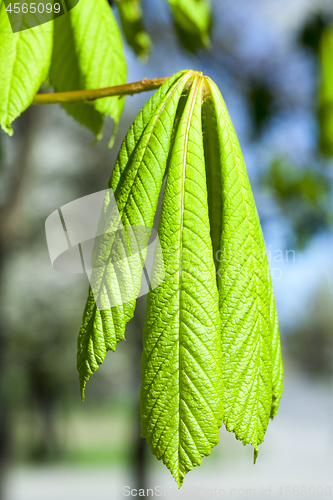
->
0;121;13;136
171;470;185;489
80;378;87;402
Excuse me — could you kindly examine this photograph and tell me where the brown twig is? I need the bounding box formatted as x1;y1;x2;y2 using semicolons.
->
33;77;170;105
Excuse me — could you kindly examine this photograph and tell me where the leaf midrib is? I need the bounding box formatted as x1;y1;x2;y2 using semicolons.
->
177;74;202;479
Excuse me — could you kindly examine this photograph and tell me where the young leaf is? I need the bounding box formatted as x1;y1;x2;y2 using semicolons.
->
77;71;193;399
116;0;152;60
203;77;282;456
141;75;223;487
49;0;126;142
0;3;53;134
166;0;211;52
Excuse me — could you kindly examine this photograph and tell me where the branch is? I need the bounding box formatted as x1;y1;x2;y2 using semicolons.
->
33;77;170;105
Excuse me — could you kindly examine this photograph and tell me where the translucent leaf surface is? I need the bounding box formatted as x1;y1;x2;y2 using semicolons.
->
49;0;126;141
0;3;53;134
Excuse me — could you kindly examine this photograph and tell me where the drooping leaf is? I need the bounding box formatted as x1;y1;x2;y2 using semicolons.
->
116;0;152;60
141;75;223;487
203;77;282;457
76;69;283;480
78;71;193;399
318;27;333;156
0;3;53;134
49;0;126;143
166;0;211;52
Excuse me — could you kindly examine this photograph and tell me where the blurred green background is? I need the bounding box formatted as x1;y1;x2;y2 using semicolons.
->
0;0;333;498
